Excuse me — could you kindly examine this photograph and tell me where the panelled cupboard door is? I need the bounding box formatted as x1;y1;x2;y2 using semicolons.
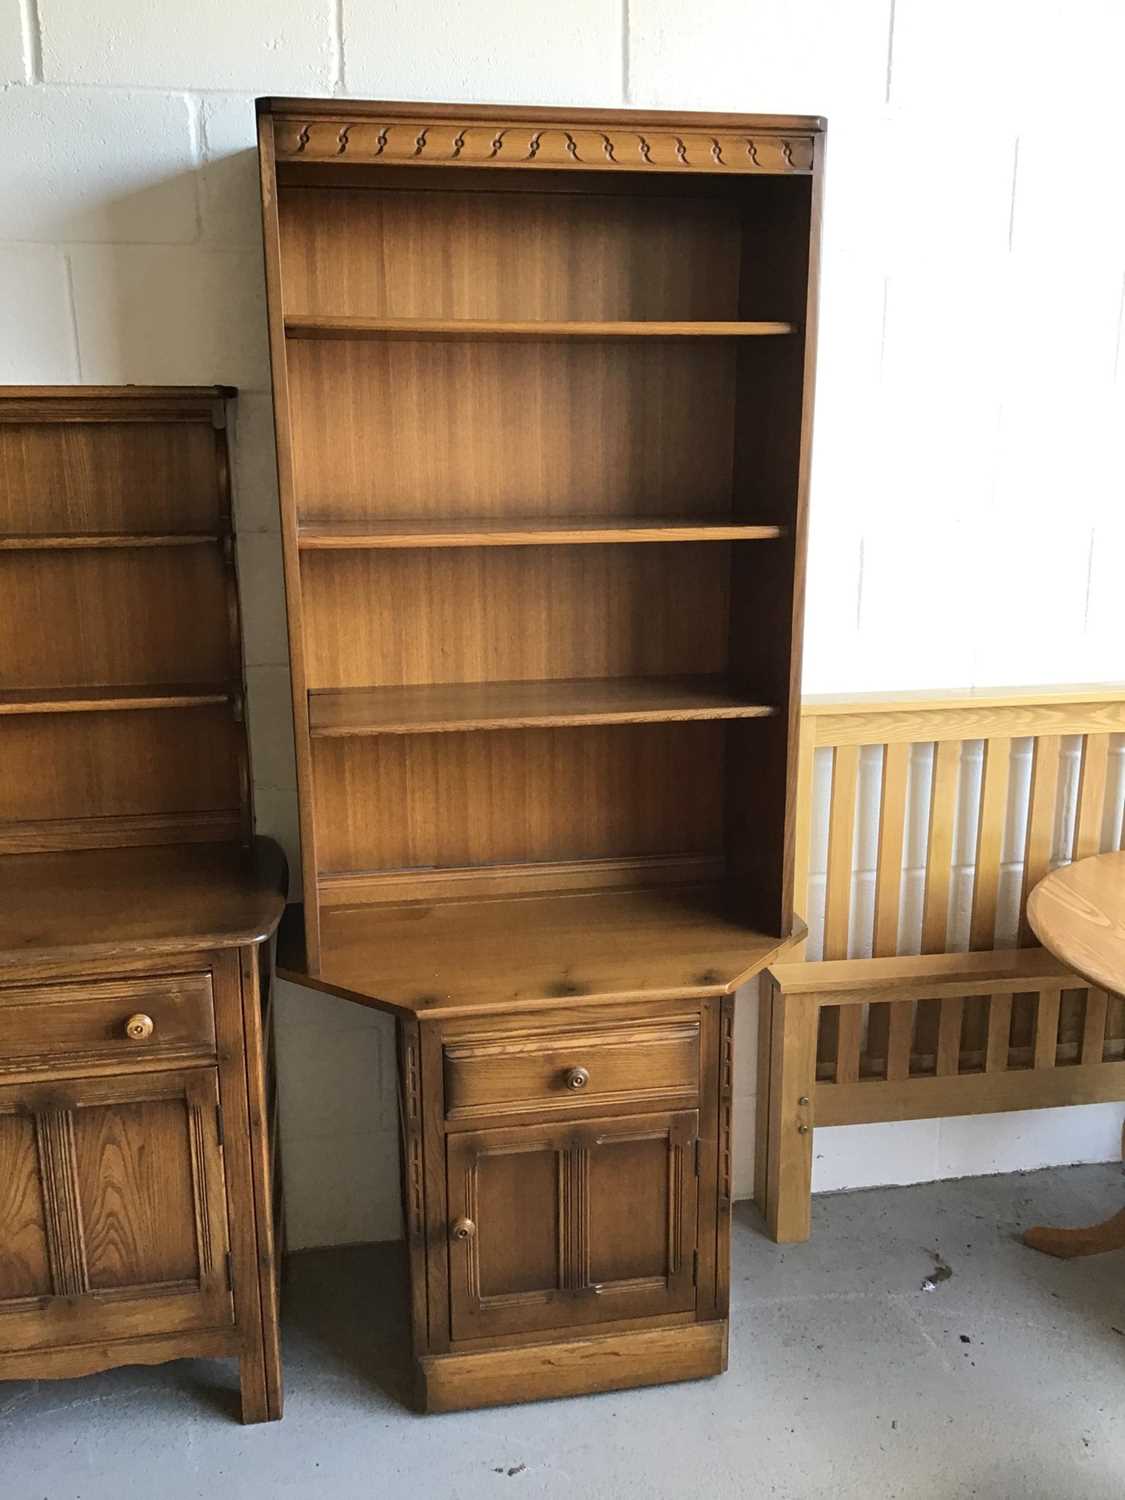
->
0;1068;232;1354
446;1110;699;1341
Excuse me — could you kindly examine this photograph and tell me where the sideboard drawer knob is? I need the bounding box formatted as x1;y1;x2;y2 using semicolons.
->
565;1066;590;1090
125;1013;155;1042
451;1217;476;1242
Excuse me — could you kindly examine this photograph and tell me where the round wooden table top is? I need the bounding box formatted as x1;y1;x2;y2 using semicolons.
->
1027;850;1125;995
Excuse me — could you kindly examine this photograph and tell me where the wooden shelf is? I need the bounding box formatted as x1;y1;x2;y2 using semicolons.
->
0;839;286;971
279;883;804;1018
298;517;784;549
308;675;776;737
284;316;795;342
0;532;222;551
0;683;235;716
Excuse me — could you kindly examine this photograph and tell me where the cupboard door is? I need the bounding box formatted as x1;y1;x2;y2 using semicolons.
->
447;1110;698;1341
0;1069;232;1354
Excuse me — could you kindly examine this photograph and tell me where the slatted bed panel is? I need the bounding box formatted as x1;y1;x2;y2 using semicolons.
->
756;686;1125;1243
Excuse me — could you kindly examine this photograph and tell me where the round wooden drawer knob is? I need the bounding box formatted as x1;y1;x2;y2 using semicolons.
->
125;1013;155;1042
565;1066;590;1090
450;1217;476;1242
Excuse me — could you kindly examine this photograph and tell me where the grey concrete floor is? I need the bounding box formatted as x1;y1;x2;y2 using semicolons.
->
4;1164;1125;1500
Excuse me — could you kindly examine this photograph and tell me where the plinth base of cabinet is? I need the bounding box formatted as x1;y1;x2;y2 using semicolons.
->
416;1320;728;1413
0;1327;281;1425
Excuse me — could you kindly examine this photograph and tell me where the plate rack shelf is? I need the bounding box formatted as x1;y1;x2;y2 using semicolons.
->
0;386;249;854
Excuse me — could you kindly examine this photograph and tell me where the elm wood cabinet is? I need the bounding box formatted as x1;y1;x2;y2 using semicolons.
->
259;98;822;1410
0;389;286;1423
0;849;285;1421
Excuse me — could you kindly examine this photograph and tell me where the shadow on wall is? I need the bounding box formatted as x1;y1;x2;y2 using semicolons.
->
62;153;271;389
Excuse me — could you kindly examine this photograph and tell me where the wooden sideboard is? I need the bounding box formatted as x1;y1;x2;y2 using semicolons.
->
0;388;287;1423
259;97;822;1411
0;842;286;1421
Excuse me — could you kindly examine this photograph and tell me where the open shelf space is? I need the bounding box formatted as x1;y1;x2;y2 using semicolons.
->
265;116;817;971
285;316;794;341
297;517;783;549
0;547;236;692
300;545;729;690
311;721;727;874
0;700;243;839
280;882;803;1017
289;339;741;526
0;386;249;858
0;532;222;551
0;683;235;716
0;418;225;537
308;675;775;736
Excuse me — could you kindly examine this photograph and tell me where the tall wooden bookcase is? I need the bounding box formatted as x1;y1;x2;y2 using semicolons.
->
0;387;286;1422
259;99;822;1411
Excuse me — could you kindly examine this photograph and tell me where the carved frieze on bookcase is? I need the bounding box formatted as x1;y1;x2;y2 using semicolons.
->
272;106;817;175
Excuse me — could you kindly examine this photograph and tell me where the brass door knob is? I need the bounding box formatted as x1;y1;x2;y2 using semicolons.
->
125;1013;155;1041
450;1217;476;1242
565;1066;590;1091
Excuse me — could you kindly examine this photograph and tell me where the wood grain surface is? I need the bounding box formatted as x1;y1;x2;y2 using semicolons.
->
281;883;804;1018
1028;852;1125;997
309;676;774;736
0;839;286;969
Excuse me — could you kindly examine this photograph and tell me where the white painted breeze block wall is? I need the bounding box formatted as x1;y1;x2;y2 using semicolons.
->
2;0;1123;1246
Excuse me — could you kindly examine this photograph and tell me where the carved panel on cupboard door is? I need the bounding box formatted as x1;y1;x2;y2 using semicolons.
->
446;1110;699;1341
0;1068;231;1353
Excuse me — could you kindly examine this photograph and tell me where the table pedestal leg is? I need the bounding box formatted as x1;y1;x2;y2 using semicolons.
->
1024;1121;1125;1258
1023;1207;1125;1259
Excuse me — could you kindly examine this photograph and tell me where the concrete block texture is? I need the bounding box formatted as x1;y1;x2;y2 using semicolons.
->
0;2;30;81
243;663;298;794
0;87;198;242
342;0;624;106
627;0;892;115
890;0;1125;121
68;243;269;387
282;1130;404;1249
198;95;265;246
235;530;290;666
275;1018;388;1142
0;245;78;379
230;391;282;533
39;0;336;91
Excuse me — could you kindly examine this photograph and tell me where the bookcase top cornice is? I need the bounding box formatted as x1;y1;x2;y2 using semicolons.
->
259;97;823;175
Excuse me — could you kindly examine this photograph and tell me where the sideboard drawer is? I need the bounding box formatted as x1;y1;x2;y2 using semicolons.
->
443;1015;700;1123
0;972;216;1080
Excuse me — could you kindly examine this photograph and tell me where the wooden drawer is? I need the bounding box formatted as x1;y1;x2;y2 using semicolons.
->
443;1015;700;1123
0;972;216;1081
